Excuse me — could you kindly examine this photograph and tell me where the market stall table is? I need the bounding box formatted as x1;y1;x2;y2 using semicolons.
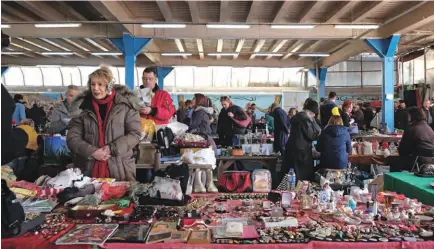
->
216;155;278;177
352;135;402;143
348;154;392;166
384;172;434;206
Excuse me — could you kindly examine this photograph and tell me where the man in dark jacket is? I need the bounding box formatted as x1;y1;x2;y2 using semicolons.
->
320;92;337;127
422;100;434;130
394;100;409;130
284;100;321;182
269;103;290;154
387;108;434;171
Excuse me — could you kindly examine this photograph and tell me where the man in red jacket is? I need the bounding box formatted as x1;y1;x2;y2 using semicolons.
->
139;67;175;125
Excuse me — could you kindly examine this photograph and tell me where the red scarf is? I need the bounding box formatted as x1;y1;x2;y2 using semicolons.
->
91;90;116;178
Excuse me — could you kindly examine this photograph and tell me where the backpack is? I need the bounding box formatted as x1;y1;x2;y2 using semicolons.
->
1;179;25;238
156;127;175;156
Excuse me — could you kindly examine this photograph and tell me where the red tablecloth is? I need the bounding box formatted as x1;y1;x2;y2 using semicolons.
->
102;241;434;249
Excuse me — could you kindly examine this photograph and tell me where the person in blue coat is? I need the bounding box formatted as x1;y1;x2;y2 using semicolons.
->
269;103;290;154
317;115;352;169
12;94;27;125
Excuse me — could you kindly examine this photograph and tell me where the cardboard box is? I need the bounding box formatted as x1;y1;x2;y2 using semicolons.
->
368;175;384;192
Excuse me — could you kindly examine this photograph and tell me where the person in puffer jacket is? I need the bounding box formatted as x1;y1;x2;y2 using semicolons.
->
188;93;213;135
316;115;352;169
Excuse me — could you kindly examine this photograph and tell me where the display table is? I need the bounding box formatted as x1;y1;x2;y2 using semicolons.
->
102;241;434;249
352;135;402;143
384;172;434;206
348;154;390;165
216;155;278;177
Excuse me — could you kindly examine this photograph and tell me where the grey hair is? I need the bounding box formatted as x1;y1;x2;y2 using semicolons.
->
66;85;80;94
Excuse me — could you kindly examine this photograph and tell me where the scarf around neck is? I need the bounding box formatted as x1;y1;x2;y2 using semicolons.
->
91;89;116;178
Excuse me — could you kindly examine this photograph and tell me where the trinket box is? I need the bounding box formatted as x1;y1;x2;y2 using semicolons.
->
188;229;211;244
261;217;298;228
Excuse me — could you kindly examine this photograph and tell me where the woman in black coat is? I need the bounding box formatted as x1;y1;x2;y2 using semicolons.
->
217;96;247;146
188;94;213;135
283;100;321;182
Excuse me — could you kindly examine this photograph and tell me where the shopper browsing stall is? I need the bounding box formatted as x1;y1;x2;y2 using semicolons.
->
188;93;213;135
139;67;175;125
320;92;338;127
340;100;353;127
269;103;290;154
316;115;352;170
46;85;80;135
67;67;141;181
217;96;248;146
284;100;321;182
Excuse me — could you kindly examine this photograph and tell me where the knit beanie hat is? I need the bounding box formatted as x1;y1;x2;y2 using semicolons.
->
305;100;319;115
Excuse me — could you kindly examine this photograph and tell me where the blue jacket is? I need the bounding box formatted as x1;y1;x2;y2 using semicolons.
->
317;125;352;169
12;102;26;125
320;100;337;127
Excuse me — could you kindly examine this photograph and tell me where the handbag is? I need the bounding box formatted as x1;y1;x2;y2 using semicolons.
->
155;163;189;195
232;112;252;128
149;176;183;201
217;171;252;193
1;180;25;238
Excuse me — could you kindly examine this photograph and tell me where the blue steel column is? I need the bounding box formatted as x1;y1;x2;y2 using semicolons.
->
365;35;400;132
309;68;328;99
1;66;9;76
110;34;151;90
156;67;174;89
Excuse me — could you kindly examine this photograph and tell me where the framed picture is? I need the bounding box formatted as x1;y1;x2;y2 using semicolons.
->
188;229;211;244
168;230;191;243
146;230;172;244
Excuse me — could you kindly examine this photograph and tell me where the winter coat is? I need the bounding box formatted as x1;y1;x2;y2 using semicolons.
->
141;88;175;125
352;109;365;129
217;105;247;137
46;100;71;134
284;111;321;181
176;108;187;123
317;125;351;169
271;107;290;153
398;121;434;157
188;106;213;135
12;102;26;125
67;85;141;181
422;107;434;128
363;107;375;129
320;100;337;127
341;111;351;127
394;107;409;130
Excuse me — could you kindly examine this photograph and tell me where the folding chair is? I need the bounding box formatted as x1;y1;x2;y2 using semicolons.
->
411;156;420;172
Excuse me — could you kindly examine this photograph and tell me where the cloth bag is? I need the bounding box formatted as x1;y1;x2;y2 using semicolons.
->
232;111;252;128
217;171;252;193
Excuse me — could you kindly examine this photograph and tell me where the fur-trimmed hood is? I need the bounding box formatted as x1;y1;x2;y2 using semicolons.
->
69;84;141;117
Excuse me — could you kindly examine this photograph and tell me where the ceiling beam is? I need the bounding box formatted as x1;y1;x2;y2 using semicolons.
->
40;38;86;59
197;39;204;59
16;1;65;21
187;1;201;23
325;1;353;23
1;3;38;22
265;39;288;60
56;2;88;21
351;1;384;23
233;39;245;60
89;1;134;34
156;1;173;22
216;39;224;60
174;39;188;59
2;56;143;67
401;35;433;45
246;1;262;23
3;24;354;40
249;39;266;60
282;41;304;60
299;2;322;23
158;57;313;68
220;1;230;22
319;1;434;67
142;39;161;64
273;1;294;23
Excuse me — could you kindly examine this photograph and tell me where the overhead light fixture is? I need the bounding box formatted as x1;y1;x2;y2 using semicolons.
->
91;51;123;56
271;25;315;29
254;53;284;56
161;52;192;56
207;52;238;56
35;23;82;28
2;51;24;55
1;24;11;28
141;24;186;28
334;24;379;29
41;51;74;55
206;24;250;29
298;53;330;57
